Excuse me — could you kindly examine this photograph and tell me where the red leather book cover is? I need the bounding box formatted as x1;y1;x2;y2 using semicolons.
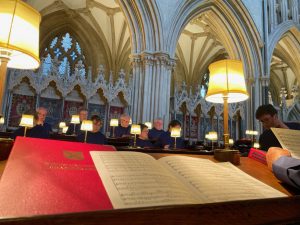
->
0;137;115;217
248;148;267;165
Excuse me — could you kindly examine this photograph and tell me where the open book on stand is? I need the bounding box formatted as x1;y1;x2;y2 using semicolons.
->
90;151;286;209
271;128;300;159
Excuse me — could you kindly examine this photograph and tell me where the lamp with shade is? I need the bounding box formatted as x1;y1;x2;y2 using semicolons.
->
80;120;93;143
170;127;181;149
207;131;218;150
19;114;34;137
0;116;4;124
62;126;68;134
205;59;249;163
144;122;152;129
130;124;141;147
246;130;258;146
110;119;119;137
0;0;41;114
59;122;66;134
70;115;80;135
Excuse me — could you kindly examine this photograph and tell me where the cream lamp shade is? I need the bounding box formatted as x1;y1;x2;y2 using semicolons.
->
0;117;4;124
70;115;80;124
229;139;234;145
19;114;34;127
80;120;93;131
208;131;218;141
130;124;141;135
110;119;119;127
144;122;152;129
62;126;68;134
59;122;66;129
205;60;248;103
0;0;41;69
171;127;181;138
253;142;260;149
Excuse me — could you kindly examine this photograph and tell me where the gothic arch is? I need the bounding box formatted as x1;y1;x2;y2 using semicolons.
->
166;0;263;80
267;23;300;76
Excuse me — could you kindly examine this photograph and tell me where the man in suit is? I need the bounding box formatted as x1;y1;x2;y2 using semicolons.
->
266;147;300;189
255;104;300;151
77;115;106;144
12;107;52;139
114;114;131;137
148;118;165;141
66;107;88;135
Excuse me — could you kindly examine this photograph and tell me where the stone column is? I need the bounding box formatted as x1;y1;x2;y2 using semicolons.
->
130;52;175;128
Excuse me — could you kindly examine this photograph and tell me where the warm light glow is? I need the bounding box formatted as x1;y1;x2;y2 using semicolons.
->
253;142;260;149
80;120;93;131
229;139;234;145
70;115;80;124
246;130;258;135
110;119;119;127
130;124;141;135
171;127;181;138
62;126;68;134
19;114;34;127
144;122;152;129
129;119;132;125
208;131;218;141
0;117;4;124
59;122;66;128
205;60;249;103
0;0;41;69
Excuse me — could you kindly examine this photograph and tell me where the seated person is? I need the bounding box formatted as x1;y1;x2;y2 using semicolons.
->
148;118;165;141
66;107;88;135
155;120;185;149
131;124;153;148
11;107;52;140
114;114;131;137
255;104;300;151
77;115;106;144
266;147;300;189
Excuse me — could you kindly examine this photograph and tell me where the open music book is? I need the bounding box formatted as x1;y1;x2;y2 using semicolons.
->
271;128;300;159
90;151;286;209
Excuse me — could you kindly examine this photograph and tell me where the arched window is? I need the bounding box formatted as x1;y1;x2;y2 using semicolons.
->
200;72;209;98
41;33;86;77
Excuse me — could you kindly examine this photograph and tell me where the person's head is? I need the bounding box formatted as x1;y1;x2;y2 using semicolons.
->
255;104;280;129
119;114;131;128
36;107;48;124
79;107;88;121
168;120;181;132
139;124;149;140
153;118;163;130
91;115;102;133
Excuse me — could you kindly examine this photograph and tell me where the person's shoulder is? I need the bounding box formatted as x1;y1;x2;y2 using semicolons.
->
285;122;300;130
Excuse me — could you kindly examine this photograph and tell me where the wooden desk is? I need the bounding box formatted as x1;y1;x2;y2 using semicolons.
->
0;154;299;225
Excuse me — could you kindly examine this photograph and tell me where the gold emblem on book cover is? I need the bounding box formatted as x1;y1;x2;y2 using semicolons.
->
63;150;84;160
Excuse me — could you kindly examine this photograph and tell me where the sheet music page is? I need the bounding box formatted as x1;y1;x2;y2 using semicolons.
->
90;151;197;209
158;156;287;204
271;128;300;159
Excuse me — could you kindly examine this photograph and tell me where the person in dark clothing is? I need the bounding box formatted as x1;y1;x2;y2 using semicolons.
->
148;118;164;141
133;124;153;148
256;104;300;151
11;107;52;139
77;115;106;144
66;107;88;135
155;120;185;149
114;114;131;137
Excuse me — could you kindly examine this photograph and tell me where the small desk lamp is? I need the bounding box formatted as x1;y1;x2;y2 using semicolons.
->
130;124;141;147
253;142;260;149
80;120;93;143
19;114;34;137
246;130;258;146
205;59;248;163
70;115;80;135
0;116;4;124
144;122;152;129
171;127;181;149
0;0;41;114
208;131;218;150
62;126;68;134
59;122;66;134
110;119;119;137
